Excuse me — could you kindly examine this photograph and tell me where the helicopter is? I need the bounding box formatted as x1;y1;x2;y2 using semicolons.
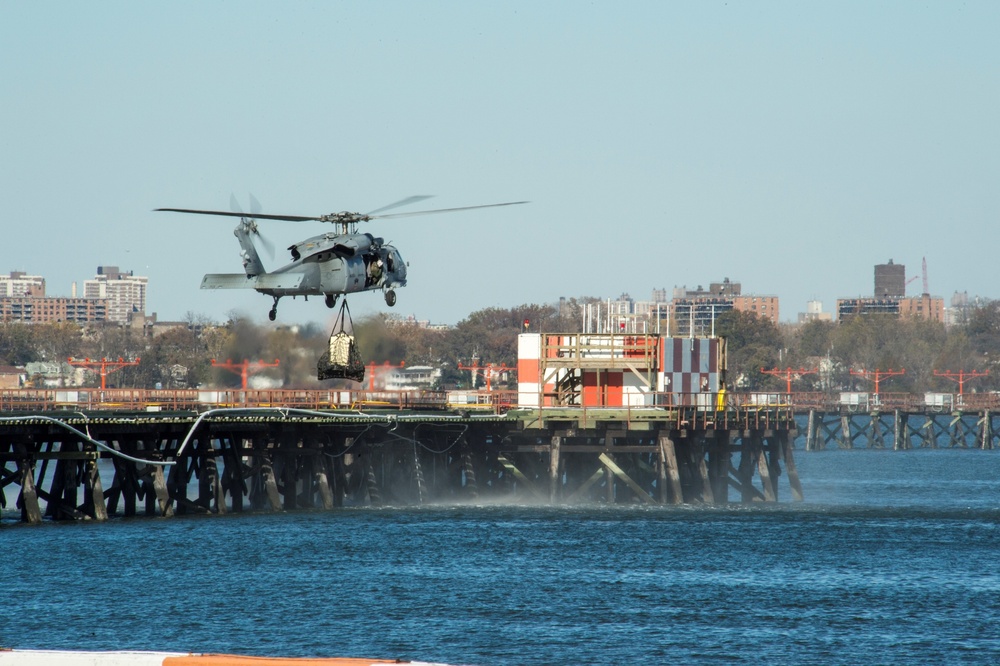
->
156;196;526;320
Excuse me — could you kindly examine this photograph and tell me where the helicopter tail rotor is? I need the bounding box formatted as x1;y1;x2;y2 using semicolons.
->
250;221;276;259
229;193;275;260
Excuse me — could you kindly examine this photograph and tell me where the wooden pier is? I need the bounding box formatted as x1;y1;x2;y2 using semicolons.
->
790;392;1000;450
0;400;800;524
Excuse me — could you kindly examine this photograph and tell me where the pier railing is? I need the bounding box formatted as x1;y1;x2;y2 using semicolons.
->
1;388;997;415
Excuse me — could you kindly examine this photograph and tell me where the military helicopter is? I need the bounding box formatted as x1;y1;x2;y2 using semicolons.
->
156;196;526;320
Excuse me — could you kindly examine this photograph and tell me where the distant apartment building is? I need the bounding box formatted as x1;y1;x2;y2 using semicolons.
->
83;266;147;325
835;296;946;322
0;296;107;324
669;279;779;335
798;300;833;323
874;260;906;298
0;271;109;323
590;280;778;335
898;294;945;321
837;261;944;323
0;266;145;325
0;271;45;297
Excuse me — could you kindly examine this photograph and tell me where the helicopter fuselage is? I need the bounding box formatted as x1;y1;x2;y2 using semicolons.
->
200;220;407;319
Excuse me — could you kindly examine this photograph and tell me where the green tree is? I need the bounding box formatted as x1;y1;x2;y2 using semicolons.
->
713;310;782;390
0;322;36;365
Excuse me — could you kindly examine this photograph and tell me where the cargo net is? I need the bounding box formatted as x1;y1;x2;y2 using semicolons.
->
317;300;365;382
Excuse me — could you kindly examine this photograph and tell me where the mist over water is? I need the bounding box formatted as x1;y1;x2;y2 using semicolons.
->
3;449;1000;665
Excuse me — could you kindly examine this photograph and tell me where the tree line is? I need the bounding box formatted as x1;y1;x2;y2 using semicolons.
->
1;298;999;394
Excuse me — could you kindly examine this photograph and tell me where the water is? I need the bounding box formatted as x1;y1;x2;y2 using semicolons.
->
3;449;1000;665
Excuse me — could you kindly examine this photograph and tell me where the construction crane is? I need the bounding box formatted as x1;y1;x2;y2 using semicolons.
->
921;256;929;297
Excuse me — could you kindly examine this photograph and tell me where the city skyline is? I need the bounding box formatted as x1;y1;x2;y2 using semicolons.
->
0;258;976;329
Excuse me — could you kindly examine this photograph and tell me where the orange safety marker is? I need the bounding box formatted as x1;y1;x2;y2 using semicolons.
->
0;650;453;666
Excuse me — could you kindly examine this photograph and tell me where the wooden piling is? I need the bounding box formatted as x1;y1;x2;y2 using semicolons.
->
260;453;283;511
709;431;730;503
738;433;759;502
462;451;478;500
780;431;803;502
152;464;174;517
695;439;714;504
17;456;42;525
893;410;903;450
83;454;108;521
656;435;669;504
840;415;852;449
757;438;776;502
315;456;335;510
806;410;817;451
982;411;993;450
659;435;683;505
549;435;561;503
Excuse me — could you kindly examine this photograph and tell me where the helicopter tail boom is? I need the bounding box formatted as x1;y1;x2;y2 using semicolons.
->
202;273;306;293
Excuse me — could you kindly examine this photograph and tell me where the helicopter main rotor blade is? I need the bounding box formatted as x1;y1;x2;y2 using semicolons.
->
155;208;317;222
156;200;528;223
366;195;434;216
372;201;529;219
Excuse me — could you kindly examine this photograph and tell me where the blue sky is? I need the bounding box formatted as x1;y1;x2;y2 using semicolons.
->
2;2;997;327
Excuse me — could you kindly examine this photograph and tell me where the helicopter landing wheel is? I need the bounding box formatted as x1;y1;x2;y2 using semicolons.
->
384;289;396;307
325;294;338;308
268;309;276;321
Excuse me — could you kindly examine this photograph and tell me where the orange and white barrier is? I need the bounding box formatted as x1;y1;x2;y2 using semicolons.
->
0;651;453;666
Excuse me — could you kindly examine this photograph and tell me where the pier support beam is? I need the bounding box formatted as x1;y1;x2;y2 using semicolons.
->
708;431;730;503
260;453;283;511
780;431;803;502
658;435;682;505
152;464;173;517
315;456;335;510
982;411;993;450
83;454;108;521
17;457;42;525
549;435;561;503
806;410;817;451
757;437;776;502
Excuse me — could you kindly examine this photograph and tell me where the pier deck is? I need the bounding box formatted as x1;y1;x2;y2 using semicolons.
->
1;399;800;524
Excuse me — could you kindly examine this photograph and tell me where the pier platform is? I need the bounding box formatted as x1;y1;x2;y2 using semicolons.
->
0;395;800;524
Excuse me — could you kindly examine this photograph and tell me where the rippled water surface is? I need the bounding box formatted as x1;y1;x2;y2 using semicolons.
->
3;449;1000;665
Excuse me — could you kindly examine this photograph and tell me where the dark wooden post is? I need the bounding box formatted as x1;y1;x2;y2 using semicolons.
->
17;455;43;525
549;435;561;503
152;464;174;517
780;430;803;502
982;411;993;450
806;410;816;451
659;435;682;505
83;453;108;521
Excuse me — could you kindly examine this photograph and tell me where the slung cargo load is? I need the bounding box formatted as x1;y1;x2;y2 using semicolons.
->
318;301;365;382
